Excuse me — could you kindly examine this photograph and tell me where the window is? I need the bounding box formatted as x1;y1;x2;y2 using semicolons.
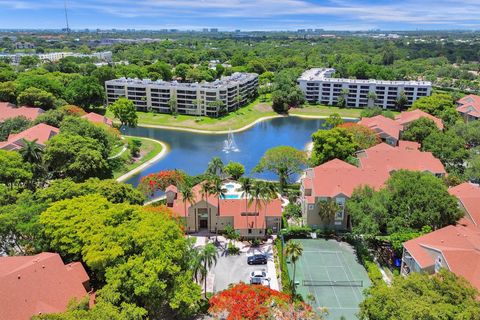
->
308;204;315;210
248;229;252;234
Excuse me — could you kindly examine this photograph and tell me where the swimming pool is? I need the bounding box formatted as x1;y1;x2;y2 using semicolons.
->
222;194;240;199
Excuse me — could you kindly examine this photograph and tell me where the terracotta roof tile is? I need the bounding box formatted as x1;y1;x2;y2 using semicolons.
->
457;94;480;118
395;109;444;130
0;123;59;151
0;102;44;122
0;253;91;320
358;115;403;141
81;112;113;127
449;183;480;227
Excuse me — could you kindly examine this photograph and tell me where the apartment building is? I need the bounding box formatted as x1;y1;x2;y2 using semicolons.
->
298;68;432;109
105;72;258;117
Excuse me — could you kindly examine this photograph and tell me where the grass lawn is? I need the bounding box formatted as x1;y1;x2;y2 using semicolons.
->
106;98;278;132
289;104;364;118
113;136;163;179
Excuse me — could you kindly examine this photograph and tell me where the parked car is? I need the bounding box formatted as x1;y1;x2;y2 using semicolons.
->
250;277;270;287
247;254;267;265
250;270;267;279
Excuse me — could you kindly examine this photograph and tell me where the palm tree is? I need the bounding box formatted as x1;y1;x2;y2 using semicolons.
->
336;88;349;108
285;240;304;299
367;91;377;107
179;183;195;233
19;139;43;163
207;157;224;178
239;177;253;233
211;177;227;239
250;181;266;231
318;199;340;226
201;180;213;232
261;182;278;232
196;243;218;298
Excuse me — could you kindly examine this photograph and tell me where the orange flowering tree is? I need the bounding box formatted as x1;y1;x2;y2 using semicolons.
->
208;283;322;320
61;104;87;116
138;170;186;196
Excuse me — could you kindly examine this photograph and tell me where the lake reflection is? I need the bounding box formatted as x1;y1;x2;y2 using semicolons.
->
123;117;329;186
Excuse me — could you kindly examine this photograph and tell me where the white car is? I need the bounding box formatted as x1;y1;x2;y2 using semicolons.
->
250;270;267;279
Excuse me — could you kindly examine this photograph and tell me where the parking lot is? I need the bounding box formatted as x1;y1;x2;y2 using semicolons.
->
212;242;279;293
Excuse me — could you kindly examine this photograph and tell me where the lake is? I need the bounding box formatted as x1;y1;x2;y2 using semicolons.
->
123;116;330;186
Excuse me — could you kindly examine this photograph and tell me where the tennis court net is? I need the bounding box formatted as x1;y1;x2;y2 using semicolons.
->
302;280;363;287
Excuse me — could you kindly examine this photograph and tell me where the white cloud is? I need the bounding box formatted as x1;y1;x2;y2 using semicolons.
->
0;0;479;29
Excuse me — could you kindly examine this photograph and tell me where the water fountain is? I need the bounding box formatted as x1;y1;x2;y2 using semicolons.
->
223;129;240;153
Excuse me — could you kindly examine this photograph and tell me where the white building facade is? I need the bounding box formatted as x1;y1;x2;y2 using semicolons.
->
105;72;258;117
298;68;432;109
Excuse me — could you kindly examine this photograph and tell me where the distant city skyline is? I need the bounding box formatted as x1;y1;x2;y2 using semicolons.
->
0;0;479;31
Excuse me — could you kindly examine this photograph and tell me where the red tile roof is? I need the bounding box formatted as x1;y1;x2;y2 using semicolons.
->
404;224;480;292
0;252;91;320
0;102;44;122
395;109;444;130
81;112;113;127
358;115;403;141
303;144;446;202
457;94;480;118
169;183;282;229
449;183;480;227
359;143;446;175
0;123;59;151
398;140;421;151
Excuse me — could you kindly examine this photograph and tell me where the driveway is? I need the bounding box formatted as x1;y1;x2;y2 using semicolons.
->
212;241;279;293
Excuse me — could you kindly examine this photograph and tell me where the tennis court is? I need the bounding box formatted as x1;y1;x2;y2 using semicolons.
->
286;238;371;320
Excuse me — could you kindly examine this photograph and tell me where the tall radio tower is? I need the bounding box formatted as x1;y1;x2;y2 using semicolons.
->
64;0;70;33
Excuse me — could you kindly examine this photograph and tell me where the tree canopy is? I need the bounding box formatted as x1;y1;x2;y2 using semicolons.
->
108;97;138;127
360;269;480;320
310;127;358;166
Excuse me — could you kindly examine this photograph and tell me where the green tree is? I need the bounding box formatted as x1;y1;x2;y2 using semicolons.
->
91;65;116;86
109;97;138;127
401;117;440;144
210;177;227;236
206;156;224;178
0;150;32;188
323;113;344;128
194;243;218;298
284;240;303;299
168;97;178;116
19;55;40;68
317;199;340;225
179;183;195;231
65;76;104;109
367;91;378;107
465;154;480;183
423;130;469;174
253;146;307;194
347;186;390;235
147;61;172;81
174;63;191;80
17;87;56;109
200;180;213;231
336;88;349;108
44;134;111;182
40;195;202;318
0;116;31;141
0;81;17;103
310;127;358;166
224;161;245;180
395;91;409;110
271;71;305;113
239;177;253;230
359;269;480;320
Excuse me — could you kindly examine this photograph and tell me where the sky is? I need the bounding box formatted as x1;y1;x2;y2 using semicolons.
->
0;0;479;31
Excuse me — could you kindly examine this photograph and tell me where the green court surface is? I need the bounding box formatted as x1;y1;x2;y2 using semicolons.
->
286;238;371;320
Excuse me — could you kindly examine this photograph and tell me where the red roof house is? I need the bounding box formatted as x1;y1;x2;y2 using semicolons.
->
402;225;480;293
0;102;45;122
457;94;480;122
0;123;59;151
358;115;403;146
395;109;444;130
449;182;480;227
0;252;92;320
81;112;113;127
301;143;446;229
167;182;282;237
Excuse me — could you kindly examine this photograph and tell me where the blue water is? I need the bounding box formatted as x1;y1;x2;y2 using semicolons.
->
222;194;240;199
123;117;331;186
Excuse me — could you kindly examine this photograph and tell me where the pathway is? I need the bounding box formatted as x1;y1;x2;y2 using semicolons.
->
116;137;169;182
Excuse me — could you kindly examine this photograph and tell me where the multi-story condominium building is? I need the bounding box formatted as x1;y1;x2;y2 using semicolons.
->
0;51;112;64
298;68;432;109
105;72;258;117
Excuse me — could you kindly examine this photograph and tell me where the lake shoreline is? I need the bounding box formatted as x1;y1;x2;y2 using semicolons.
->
132;114;359;135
